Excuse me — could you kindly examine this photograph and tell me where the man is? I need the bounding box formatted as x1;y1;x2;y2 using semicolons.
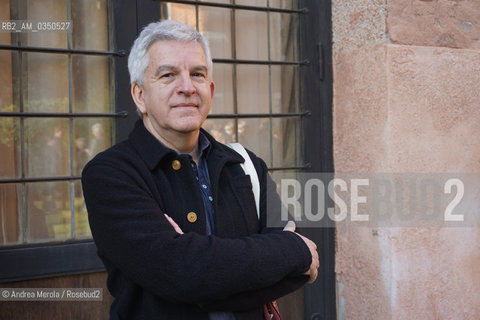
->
82;20;319;320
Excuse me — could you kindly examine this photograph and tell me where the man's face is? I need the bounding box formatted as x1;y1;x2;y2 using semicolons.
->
132;40;214;140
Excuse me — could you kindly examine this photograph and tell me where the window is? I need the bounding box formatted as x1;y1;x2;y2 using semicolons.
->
1;1;335;318
0;0;119;280
156;1;335;319
161;0;308;175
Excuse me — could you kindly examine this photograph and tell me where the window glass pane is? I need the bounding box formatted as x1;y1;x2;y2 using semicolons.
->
0;184;21;245
269;12;298;61
272;118;303;167
238;118;271;165
71;0;109;51
23;52;69;113
0;51;20;180
19;0;68;48
235;0;267;6
26;181;71;242
0;0;10;21
270;0;295;9
0;118;20;179
199;7;232;59
72;55;110;113
237;65;269;113
271;65;299;113
211;63;234;114
0;50;17;108
203;119;236;145
0;0;112;246
235;10;268;60
74;180;91;239
198;0;231;3
74;119;112;175
164;4;197;29
24;118;70;178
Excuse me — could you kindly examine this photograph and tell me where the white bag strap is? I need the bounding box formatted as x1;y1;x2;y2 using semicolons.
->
227;143;260;219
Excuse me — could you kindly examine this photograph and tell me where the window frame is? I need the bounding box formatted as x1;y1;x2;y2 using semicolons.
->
0;0;121;283
1;2;336;319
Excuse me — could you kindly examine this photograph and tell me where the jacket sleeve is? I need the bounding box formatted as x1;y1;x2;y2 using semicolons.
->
81;158;311;306
192;149;312;312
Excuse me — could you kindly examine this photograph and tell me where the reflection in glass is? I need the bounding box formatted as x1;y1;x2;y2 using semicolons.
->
23;53;69;113
74;119;112;175
238;118;271;165
270;0;295;9
164;4;196;29
203;119;236;145
211;63;234;114
74;181;91;238
235;10;268;60
71;0;109;51
235;0;267;6
72;55;110;113
0;184;21;245
20;0;68;48
271;65;299;113
237;65;269;114
25;118;70;178
0;0;112;245
0;117;19;179
272;118;303;167
26;182;71;242
199;7;232;59
269;12;298;62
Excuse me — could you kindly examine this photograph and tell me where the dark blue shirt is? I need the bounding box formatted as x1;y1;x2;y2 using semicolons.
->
183;133;236;320
189;132;215;235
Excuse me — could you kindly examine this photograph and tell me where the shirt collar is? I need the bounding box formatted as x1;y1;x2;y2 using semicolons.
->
129;120;221;171
196;131;212;161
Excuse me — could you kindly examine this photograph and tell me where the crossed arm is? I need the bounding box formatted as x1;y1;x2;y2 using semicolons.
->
164;214;319;284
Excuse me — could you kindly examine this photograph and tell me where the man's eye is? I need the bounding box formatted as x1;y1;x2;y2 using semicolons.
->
161;73;174;79
192;72;206;78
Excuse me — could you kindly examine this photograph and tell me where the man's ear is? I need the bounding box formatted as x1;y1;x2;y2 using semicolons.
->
209;81;215;99
131;82;147;115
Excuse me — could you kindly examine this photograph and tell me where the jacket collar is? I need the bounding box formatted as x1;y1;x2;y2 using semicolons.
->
128;120;244;171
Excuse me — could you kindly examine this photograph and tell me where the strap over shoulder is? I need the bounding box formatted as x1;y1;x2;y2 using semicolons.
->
227;143;260;219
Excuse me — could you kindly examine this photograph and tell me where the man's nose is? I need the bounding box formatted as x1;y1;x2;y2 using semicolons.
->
177;74;196;95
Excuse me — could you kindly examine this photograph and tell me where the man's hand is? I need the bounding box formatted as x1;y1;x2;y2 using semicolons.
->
283;221;319;284
165;214;184;234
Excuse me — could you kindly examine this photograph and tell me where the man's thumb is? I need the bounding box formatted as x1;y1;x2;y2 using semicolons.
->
283;220;296;232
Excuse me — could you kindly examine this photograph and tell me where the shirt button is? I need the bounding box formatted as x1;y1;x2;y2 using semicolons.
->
187;211;197;223
172;160;181;170
202;184;207;189
208;196;213;202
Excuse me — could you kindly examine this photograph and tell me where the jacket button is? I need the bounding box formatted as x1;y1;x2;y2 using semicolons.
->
187;211;197;223
172;160;181;170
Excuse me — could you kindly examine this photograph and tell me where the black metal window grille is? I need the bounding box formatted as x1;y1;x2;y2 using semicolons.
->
0;0;123;247
159;0;310;172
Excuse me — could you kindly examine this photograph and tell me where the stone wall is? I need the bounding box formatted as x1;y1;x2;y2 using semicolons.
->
332;0;480;319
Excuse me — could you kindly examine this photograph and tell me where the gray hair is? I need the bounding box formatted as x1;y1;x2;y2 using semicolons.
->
128;20;213;86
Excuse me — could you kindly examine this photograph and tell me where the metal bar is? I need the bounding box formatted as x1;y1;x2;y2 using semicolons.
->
157;0;308;14
0;176;81;184
213;57;309;66
0;44;126;57
0;111;128;118
231;0;239;143
207;111;310;119
267;163;311;171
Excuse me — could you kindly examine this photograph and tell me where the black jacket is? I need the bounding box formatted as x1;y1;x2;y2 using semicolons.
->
82;121;311;319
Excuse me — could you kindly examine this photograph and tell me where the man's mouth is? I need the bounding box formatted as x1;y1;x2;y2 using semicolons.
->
172;103;198;108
